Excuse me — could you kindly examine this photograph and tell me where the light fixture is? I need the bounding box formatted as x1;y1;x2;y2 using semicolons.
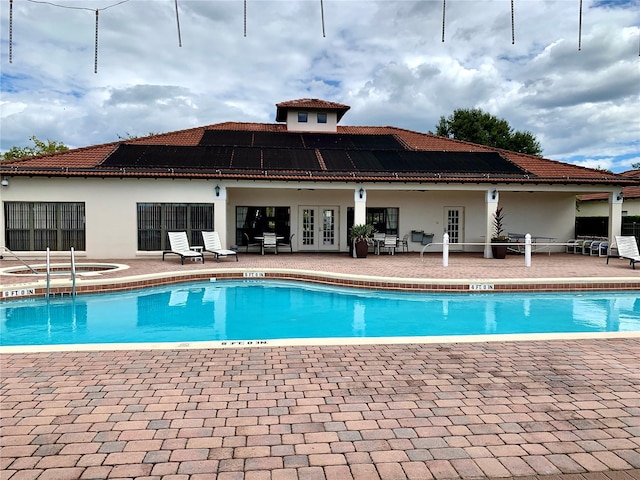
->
215;185;220;197
1;178;8;187
491;189;497;200
617;192;624;201
358;187;364;199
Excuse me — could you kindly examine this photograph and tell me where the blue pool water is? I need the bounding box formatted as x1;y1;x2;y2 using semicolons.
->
1;281;640;347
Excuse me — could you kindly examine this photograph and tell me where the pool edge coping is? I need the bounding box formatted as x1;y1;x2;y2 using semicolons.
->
3;331;640;354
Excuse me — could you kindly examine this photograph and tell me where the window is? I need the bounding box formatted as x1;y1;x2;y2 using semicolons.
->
366;207;399;235
4;202;85;251
298;112;308;123
317;112;327;124
137;203;213;250
236;206;290;245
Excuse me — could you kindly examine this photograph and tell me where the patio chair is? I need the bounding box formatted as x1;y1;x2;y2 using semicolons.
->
163;231;204;265
397;233;409;253
382;235;397;255
589;237;608;257
278;233;295;253
372;232;385;255
262;232;278;255
566;236;588;254
243;233;261;253
607;236;640;269
202;231;238;262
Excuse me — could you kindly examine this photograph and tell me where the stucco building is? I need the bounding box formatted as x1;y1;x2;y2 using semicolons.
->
1;99;636;259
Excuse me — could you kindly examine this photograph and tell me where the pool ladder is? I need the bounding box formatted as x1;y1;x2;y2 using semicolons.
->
45;247;77;299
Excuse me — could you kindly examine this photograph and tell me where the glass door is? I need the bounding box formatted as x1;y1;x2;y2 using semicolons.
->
298;206;339;251
445;207;464;251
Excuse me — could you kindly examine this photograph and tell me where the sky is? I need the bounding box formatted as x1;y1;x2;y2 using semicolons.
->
1;0;639;172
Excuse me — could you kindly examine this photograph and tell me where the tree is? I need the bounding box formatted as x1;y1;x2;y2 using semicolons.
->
433;108;543;156
2;135;69;161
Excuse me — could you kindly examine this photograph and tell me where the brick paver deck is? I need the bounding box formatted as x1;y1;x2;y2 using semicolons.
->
1;252;639;479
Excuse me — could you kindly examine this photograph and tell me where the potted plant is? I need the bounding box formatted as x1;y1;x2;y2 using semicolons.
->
491;207;509;259
350;224;375;258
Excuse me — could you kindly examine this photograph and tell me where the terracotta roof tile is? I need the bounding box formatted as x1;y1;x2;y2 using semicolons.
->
1;121;636;188
276;99;350;122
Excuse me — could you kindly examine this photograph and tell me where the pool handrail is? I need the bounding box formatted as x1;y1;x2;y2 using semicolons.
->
71;247;76;298
421;233;578;267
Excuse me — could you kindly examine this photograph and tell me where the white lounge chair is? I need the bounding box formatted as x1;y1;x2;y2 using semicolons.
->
202;231;238;262
162;231;204;265
608;236;640;269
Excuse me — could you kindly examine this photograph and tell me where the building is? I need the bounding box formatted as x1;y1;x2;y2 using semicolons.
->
577;170;640;240
1;98;636;260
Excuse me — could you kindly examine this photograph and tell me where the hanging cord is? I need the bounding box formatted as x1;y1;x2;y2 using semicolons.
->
243;0;247;37
9;0;13;63
174;0;182;47
511;0;515;44
320;0;325;38
25;0;129;72
441;0;446;42
578;0;583;51
94;9;98;73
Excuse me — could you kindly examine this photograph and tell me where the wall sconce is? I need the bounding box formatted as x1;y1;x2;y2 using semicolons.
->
214;185;220;197
1;177;8;187
617;192;623;201
491;189;497;200
358;187;364;199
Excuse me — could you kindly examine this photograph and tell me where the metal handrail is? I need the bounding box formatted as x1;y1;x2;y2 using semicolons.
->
420;234;574;267
70;247;76;297
1;246;39;274
46;247;51;299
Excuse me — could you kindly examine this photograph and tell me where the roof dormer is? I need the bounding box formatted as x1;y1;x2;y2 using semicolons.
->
275;98;350;133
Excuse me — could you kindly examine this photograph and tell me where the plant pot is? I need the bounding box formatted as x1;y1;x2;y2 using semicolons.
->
491;244;508;259
354;239;369;258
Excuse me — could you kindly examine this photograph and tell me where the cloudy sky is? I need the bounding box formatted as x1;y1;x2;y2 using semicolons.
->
1;0;638;171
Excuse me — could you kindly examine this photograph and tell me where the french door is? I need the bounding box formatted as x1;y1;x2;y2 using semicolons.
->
445;206;464;251
298;206;339;251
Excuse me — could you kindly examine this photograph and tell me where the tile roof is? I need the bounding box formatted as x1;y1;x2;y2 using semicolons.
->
276;98;350;122
2;122;638;188
579;170;640;201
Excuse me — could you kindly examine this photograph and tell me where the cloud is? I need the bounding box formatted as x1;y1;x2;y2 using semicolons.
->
1;0;638;172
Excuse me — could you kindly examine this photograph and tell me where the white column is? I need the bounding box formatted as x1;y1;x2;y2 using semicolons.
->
485;189;499;258
608;190;623;242
354;187;366;225
213;185;228;248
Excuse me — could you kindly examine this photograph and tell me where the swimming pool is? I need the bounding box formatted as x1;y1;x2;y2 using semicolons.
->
2;280;640;348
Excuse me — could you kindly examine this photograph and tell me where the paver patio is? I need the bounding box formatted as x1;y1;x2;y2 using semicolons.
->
1;252;639;479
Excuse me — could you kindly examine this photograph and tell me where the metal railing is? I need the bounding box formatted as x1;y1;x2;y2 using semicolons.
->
70;247;76;298
1;246;39;274
420;233;573;267
45;247;77;299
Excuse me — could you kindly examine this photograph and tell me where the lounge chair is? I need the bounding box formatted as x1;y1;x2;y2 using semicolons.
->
202;231;238;262
277;233;295;253
163;231;204;264
607;236;640;269
262;232;278;255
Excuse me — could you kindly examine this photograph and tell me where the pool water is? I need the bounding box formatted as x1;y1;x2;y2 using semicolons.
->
1;280;640;347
